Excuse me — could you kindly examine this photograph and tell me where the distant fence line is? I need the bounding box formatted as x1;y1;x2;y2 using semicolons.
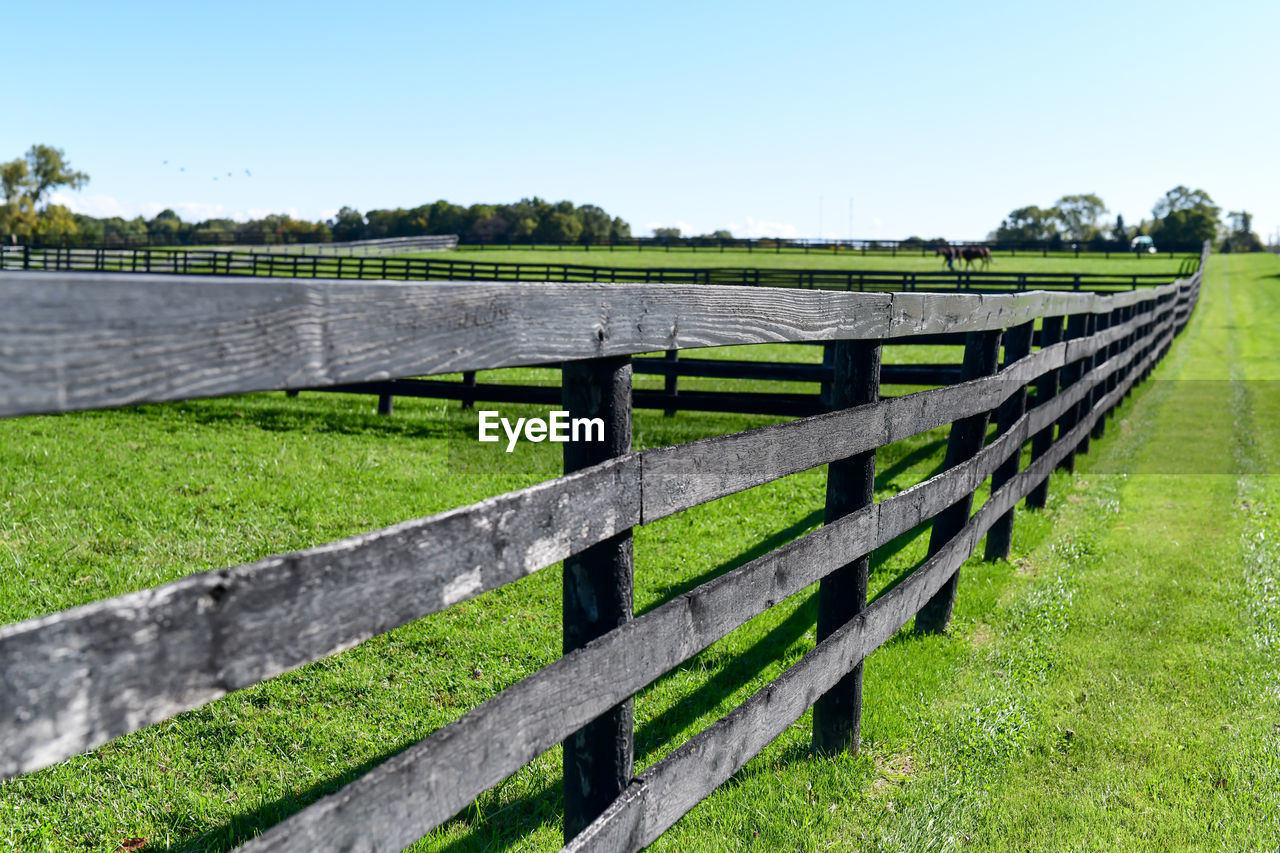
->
0;245;1197;293
231;234;458;255
457;235;1199;259
0;243;1207;851
18;233;1201;257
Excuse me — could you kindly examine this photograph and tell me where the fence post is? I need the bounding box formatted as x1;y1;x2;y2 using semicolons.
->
1055;314;1091;473
1072;313;1100;458
1089;309;1116;441
662;349;679;416
813;340;881;754
561;356;633;842
460;371;477;409
377;393;394;416
984;322;1035;561
1108;306;1132;409
819;344;835;409
915;328;1002;634
1025;315;1066;509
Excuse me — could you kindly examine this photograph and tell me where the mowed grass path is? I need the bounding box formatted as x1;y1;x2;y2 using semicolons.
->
1;255;1275;850
411;246;1195;276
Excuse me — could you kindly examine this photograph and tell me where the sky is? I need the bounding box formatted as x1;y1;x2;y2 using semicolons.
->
7;0;1278;241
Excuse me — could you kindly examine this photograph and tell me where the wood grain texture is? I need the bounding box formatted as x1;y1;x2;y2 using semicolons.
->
0;272;1183;419
640;339;1071;522
0;273;891;417
813;341;880;754
915;329;1003;633
0;456;640;779
561;358;635;841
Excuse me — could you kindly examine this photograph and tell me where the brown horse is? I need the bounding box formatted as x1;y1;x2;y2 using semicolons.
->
960;246;992;270
934;245;959;271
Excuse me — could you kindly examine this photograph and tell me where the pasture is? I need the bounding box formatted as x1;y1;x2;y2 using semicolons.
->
414;246;1196;276
1;253;1276;851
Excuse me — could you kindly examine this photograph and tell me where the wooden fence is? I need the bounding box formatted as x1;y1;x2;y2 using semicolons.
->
0;244;1194;292
0;243;1206;851
229;234;459;255
458;235;1201;258
19;234;1200;257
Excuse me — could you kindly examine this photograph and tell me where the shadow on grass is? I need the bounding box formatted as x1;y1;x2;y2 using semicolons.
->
640;508;826;612
120;393;482;442
634;590;818;762
876;437;947;491
148;743;407;853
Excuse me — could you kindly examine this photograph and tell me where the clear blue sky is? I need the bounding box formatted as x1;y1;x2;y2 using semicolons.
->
8;0;1277;240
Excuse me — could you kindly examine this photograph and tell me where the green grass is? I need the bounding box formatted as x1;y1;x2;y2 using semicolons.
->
1;255;1276;851
408;246;1196;276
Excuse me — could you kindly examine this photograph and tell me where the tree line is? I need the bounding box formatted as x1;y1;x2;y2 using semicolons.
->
2;145;633;248
3;145;1268;252
988;188;1264;252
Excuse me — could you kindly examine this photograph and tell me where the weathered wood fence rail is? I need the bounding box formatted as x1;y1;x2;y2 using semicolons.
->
0;242;1206;851
0;244;1191;292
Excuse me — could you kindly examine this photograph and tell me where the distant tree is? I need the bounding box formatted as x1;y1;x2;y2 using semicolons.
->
34;204;79;242
1149;186;1221;249
1;145;89;241
539;210;583;243
148;208;183;244
0;160;27;205
1052;194;1108;242
1;145;89;208
1152;186;1220;220
1111;214;1129;243
1151;210;1218;249
0;197;35;240
8;187;632;248
426;200;467;235
328;206;366;241
709;229;733;239
72;212;105;244
1222;210;1263;253
512;216;538;239
653;227;681;239
901;235;925;246
576;204;613;243
995;206;1056;243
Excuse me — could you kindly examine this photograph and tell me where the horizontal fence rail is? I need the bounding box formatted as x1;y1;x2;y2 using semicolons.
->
222;234;459;255
23;234;1201;258
454;235;1202;258
0;245;1192;293
0;242;1207;851
287;319;1141;419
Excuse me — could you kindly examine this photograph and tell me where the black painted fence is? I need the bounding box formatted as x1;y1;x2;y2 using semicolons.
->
0;244;1194;292
0;243;1207;851
459;235;1201;259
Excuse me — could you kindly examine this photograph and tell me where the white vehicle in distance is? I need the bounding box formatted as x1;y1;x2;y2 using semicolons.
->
1131;235;1158;254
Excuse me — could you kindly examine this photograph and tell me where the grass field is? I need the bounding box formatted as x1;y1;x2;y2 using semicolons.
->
1;254;1276;851
408;246;1197;276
